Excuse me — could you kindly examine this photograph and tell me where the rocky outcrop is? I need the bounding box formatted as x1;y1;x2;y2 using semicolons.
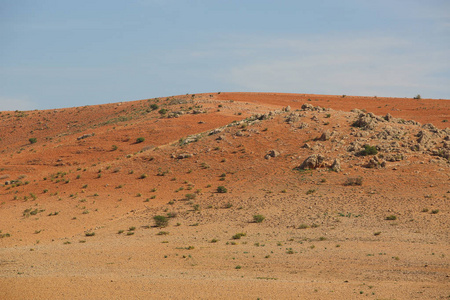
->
352;112;382;130
298;154;325;170
330;158;341;172
364;156;386;169
317;130;331;141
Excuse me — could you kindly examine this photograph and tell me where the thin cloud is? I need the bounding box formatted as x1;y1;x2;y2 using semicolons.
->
220;35;450;98
0;97;37;111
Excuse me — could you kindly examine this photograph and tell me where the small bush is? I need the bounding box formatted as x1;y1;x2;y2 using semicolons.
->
344;176;363;186
385;215;397;220
431;209;439;214
253;215;265;223
150;104;159;110
360;145;378;156
29;138;37;144
158;109;167;115
217;186;228;193
136;137;145;143
185;193;196;200
232;232;246;240
306;189;316;195
154;215;169;228
139;173;147;179
85;232;95;237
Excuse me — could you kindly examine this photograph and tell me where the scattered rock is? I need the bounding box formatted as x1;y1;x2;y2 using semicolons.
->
209;128;223;135
77;133;94;140
330;158;341;172
364;156;386;169
298;122;309;129
285;113;301;124
265;150;280;159
318;130;331;141
176;153;192;159
298;154;325;170
352;112;380;130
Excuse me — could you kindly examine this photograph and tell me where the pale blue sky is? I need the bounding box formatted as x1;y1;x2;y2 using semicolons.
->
1;0;449;110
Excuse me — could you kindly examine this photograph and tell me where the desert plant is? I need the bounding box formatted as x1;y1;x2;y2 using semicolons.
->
154;215;169;228
185;193;196;200
253;215;265;223
306;189;316;195
344;176;363;186
217;186;228;193
85;231;95;237
29;138;37;144
136;137;145;143
360;145;378;156
232;232;246;240
385;215;397;220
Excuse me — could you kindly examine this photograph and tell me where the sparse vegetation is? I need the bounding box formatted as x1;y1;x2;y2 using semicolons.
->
217;186;228;193
360;144;378;156
154;215;169;228
232;232;246;240
253;215;265;223
344;176;363;186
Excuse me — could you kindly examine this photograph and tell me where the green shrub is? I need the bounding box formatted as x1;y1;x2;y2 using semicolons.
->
385;215;397;220
253;215;265;223
136;137;145;143
29;138;37;144
360;145;378;156
154;215;168;227
150;104;159;110
232;232;246;239
217;186;228;193
158;109;167;115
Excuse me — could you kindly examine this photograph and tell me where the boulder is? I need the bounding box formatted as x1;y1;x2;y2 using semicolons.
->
265;150;280;159
330;158;341;172
298;154;325;170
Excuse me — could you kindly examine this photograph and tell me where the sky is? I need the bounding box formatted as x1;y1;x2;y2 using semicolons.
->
1;0;449;110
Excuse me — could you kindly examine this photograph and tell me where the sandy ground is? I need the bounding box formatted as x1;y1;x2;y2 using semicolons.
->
0;92;449;299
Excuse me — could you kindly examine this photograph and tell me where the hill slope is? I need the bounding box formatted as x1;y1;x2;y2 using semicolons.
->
1;92;449;299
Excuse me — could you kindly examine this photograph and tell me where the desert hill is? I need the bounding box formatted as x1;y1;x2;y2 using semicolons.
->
1;92;449;299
